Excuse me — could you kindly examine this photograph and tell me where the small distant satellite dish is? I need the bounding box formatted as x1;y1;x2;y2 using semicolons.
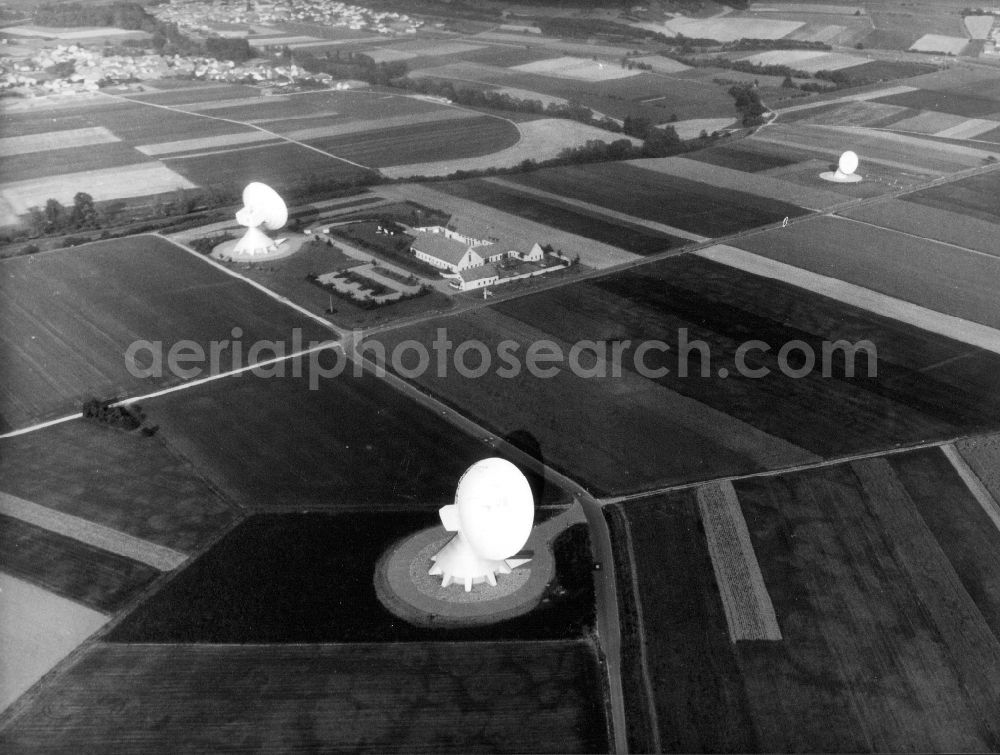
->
232;181;288;257
820;150;863;183
430;457;535;590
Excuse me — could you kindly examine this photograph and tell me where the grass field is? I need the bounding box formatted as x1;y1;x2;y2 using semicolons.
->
840;200;1000;256
409;62;735;122
123;84;262;107
375;253;1000;495
874;87;1000;118
306;115;519;167
138;368;568;511
86;101;251;143
734;215;1000;327
630;156;848;210
507;162;807;237
0;141;151;183
0;421;237;552
683;142;801;173
904;171;1000;225
752;123;990;176
609;450;1000;751
0;641;609;753
0;235;333;432
109;511;593;643
431;178;689;255
163;142;375;192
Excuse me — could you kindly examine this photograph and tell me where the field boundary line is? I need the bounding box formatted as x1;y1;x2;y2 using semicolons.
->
113;341;341;409
601;432;997;507
942;444;1000;534
0;490;187;571
0;413;82;440
696;244;1000;354
696;481;782;642
833;214;1000;262
617;510;662;754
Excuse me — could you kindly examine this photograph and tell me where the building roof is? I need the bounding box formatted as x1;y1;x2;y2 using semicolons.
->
459;264;499;283
411;232;471;266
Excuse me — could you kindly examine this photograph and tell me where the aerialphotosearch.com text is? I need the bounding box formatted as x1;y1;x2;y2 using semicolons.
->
124;327;879;389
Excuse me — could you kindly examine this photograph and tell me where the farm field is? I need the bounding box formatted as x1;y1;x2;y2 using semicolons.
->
609;448;1000;750
629;156;849;210
779;100;913;129
431;178;690;255
873;87;1000;118
506;162;808;237
903;170;1000;224
381;118;639;178
0;513;159;614
751;123;994;176
0;141;151;183
408;62;735;122
733;215;1000;327
306;115;519;167
840;200;1000;256
0;421;237;552
0;235;333;432
137;368;569;511
122;83;263;107
110;512;594;643
0;573;106;714
163;142;375;193
0;641;609;753
683;142;801;173
374;253;1000;495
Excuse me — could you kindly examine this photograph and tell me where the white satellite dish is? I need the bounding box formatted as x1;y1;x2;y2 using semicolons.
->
429;457;535;591
820;150;863;183
232;181;288;257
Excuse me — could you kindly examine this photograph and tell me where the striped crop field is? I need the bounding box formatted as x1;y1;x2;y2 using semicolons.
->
0;420;236;552
373;253;1000;496
608;447;1000;751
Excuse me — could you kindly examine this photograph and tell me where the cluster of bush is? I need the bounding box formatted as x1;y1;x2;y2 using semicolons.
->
190;233;234;255
728;82;768;126
305;271;430;310
82;397;157;435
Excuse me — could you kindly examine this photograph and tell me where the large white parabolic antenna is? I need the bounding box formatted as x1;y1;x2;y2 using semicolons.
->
232;181;288;257
429;457;535;591
820;150;863;183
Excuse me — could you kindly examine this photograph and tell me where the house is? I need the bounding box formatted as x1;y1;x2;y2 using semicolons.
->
410;231;486;273
509;243;545;263
448;264;500;291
